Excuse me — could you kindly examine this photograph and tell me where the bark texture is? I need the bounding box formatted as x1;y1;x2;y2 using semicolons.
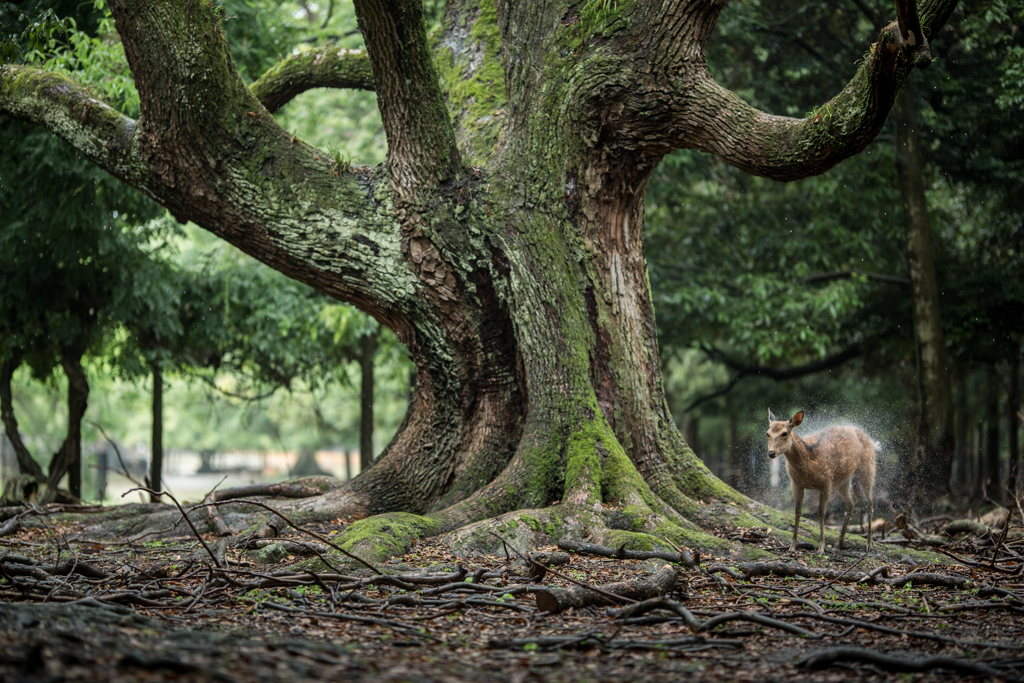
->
0;0;959;558
894;83;955;505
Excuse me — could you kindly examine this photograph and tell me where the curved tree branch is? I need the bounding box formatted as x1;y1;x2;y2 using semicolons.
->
3;1;427;332
624;0;958;182
801;270;911;286
0;66;149;187
681;20;911;181
250;47;375;113
684;343;865;412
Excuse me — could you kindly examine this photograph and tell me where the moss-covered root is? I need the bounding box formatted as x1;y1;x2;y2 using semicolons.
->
330;512;443;567
432;504;774;561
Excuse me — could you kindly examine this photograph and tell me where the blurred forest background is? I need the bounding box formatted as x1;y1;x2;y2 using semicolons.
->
1;0;1021;510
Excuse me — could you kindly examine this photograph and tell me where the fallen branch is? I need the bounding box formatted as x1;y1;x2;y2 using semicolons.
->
608;597;821;639
734;562;972;589
203;483;322;537
0;515;22;538
192;498;381;574
488;634;743;651
557;539;696;567
487;531;644;610
532;564;678;614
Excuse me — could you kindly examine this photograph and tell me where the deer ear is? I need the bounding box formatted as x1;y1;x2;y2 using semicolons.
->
790;411;804;427
769;408;777;423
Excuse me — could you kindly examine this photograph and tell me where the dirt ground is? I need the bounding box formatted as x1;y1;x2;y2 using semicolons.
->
1;509;1022;682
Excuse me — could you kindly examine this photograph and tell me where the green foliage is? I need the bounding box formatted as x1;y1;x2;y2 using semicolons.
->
270;1;386;164
218;0;300;84
0;121;163;378
0;4;77;66
23;4;138;115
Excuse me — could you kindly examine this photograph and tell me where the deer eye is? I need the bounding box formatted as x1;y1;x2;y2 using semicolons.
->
781;431;788;437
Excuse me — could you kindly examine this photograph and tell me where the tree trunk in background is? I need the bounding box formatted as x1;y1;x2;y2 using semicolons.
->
954;371;970;496
48;354;89;499
96;444;107;503
149;363;163;503
1007;351;1021;498
976;421;985;500
894;82;955;506
358;330;378;472
0;353;45;482
985;364;1001;503
685;418;700;465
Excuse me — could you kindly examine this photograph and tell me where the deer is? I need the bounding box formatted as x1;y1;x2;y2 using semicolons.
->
766;409;876;553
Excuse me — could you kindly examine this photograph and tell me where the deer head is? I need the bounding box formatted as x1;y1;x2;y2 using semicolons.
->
766;409;804;459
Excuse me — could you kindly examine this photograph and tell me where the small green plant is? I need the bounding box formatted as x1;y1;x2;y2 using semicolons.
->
523;642;539;652
325;145;352;175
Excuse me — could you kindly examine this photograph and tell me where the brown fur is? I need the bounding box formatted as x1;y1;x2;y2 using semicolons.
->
766;409;876;553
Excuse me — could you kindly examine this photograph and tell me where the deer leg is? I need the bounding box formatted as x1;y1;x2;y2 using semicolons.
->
866;485;874;552
790;486;804;552
837;479;856;551
817;484;830;554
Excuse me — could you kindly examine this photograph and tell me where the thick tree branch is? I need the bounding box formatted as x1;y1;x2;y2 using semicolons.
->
250;47;375;113
651;0;958;181
801;270;911;286
353;0;462;200
0;65;148;187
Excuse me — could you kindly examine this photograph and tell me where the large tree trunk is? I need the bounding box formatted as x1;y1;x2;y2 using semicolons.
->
894;82;956;507
0;0;959;557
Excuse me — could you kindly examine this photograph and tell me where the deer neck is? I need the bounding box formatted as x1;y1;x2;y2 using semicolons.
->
786;433;812;462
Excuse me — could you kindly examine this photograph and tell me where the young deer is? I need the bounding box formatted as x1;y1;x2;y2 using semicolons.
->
766;409;876;553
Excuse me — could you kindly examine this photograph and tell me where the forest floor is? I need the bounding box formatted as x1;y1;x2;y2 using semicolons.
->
1;505;1023;683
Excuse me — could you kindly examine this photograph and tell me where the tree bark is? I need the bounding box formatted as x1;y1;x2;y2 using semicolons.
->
0;0;961;556
358;330;377;472
894;82;955;506
149;363;163;502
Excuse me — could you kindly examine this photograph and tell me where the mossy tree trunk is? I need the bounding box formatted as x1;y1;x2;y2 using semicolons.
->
0;0;958;555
